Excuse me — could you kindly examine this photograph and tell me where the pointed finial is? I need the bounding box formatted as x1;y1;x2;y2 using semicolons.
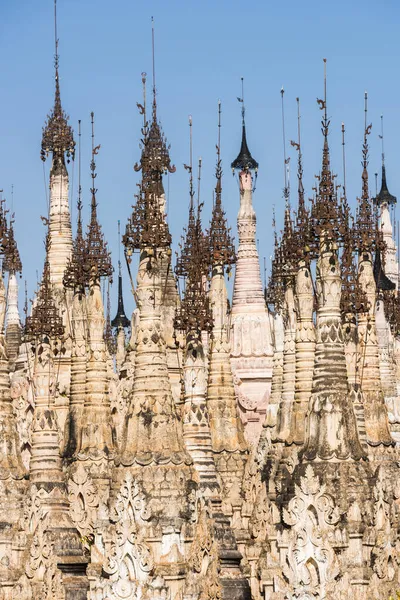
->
41;0;75;168
188;115;194;205
151;16;157;122
231;78;258;173
341;122;347;200
197;157;202;209
375;112;396;206
77;119;82;225
281;87;290;206
361;91;372;201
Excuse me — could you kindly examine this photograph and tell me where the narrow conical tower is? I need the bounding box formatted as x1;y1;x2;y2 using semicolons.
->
41;0;75;289
375;115;398;288
3;216;23;368
230;80;273;447
78;112;114;461
101;67;198;600
133;63;180;402
175;116;218;497
24;230;88;598
354;95;392;447
287;98;316;447
207;102;248;520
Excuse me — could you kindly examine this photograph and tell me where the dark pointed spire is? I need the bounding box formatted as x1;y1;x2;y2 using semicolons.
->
374;247;396;291
207;101;236;270
134;26;176;180
375;115;397;206
3;217;22;275
354;92;377;254
25;232;64;340
176;118;209;278
291;97;310;258
175;133;212;334
310;59;342;244
84;112;113;282
112;222;130;330
231;78;258;173
41;0;75;172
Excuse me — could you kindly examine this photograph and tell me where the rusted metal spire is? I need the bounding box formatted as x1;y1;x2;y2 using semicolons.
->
310;59;342;245
41;0;75;171
291;97;310;259
3;216;22;275
124;73;172;252
207;101;236;272
175;120;212;334
84;112;113;282
354;93;377;254
64;120;88;290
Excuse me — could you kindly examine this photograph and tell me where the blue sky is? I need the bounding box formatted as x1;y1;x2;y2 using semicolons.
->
0;0;399;317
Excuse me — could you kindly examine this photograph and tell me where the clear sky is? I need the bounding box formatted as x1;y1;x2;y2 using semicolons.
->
0;0;399;317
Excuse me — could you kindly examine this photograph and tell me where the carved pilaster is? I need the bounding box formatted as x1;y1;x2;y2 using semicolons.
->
63;290;87;458
358;254;393;446
79;281;114;461
183;331;220;498
120;250;190;467
274;285;296;443
5;272;21;368
287;261;315;445
302;242;365;460
208;266;248;518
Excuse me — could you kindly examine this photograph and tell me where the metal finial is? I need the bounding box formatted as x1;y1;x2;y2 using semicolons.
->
281;87;289;205
151;16;157;121
341;122;347;200
54;0;59;71
197;157;202;209
380;114;385;166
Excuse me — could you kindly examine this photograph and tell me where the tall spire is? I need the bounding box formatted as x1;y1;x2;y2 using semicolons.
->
310;59;342;246
207;101;236;272
375;115;397;206
41;0;75;173
84;112;113;282
64;120;88;291
112;224;130;330
231;78;259;173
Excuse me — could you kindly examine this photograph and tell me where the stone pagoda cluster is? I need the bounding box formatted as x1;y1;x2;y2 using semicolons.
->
1;9;400;600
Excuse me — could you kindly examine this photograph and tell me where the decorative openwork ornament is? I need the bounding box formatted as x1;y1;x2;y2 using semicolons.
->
25;235;65;341
40;2;75;168
124;74;173;253
175;123;212;334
